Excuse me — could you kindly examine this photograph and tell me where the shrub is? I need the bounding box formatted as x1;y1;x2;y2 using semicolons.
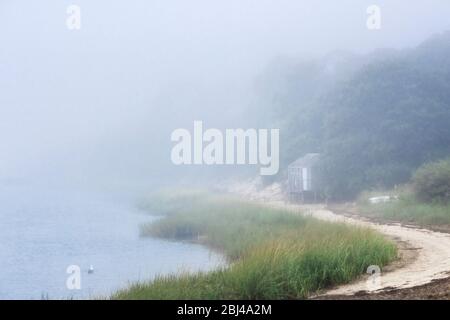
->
412;159;450;203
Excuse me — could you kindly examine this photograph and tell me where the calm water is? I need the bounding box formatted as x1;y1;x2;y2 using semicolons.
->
0;182;222;299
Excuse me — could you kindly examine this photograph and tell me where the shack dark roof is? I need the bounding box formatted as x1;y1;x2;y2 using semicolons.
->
288;153;320;168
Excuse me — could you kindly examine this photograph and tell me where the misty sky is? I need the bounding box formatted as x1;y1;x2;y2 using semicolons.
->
1;1;450;186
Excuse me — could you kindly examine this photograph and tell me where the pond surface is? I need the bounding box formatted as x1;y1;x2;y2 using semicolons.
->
0;182;222;299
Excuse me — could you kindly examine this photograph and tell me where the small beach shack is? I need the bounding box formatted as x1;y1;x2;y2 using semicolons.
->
287;153;321;202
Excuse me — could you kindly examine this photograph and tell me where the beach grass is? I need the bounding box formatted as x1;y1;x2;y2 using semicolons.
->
357;189;450;226
113;190;397;299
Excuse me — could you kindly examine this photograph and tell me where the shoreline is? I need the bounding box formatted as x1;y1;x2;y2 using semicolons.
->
113;190;396;299
226;179;450;298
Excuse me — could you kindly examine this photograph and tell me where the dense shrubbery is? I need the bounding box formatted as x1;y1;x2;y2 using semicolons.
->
255;32;450;199
412;159;450;203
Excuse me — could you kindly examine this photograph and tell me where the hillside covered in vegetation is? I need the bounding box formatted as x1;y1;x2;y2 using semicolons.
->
253;32;450;199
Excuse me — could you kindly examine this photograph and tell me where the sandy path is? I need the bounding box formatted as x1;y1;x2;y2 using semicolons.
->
228;180;450;296
265;201;450;295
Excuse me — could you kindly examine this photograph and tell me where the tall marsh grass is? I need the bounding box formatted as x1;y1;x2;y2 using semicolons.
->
113;190;397;299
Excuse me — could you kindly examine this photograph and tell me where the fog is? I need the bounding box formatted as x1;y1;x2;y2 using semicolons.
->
1;0;450;192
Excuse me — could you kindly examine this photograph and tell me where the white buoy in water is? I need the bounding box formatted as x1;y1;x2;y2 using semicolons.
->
88;265;94;274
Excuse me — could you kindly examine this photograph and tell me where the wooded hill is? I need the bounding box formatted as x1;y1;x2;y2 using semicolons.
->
252;32;450;199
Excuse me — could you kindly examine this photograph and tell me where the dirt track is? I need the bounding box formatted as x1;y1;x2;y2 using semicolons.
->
303;205;450;296
229;180;450;298
271;202;450;297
